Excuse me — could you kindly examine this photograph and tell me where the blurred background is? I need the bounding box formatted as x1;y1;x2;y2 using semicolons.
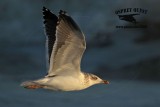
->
0;0;160;107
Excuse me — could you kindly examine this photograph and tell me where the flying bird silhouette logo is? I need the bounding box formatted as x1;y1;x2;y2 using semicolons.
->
118;14;140;24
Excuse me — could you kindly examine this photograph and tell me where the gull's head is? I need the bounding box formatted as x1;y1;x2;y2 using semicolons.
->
89;74;109;85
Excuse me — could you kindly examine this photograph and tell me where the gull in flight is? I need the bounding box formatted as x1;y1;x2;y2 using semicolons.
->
21;7;109;91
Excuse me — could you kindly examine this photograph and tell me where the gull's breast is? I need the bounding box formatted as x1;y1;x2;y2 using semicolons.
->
42;76;85;91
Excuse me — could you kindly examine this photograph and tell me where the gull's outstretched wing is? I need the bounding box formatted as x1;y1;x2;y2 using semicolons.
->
43;7;86;76
43;7;58;67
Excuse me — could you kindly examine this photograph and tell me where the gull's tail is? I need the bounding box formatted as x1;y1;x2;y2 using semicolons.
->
20;81;44;89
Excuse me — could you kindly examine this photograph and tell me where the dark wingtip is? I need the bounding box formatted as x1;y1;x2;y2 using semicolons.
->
43;6;47;12
43;6;50;13
42;7;51;18
43;6;46;10
59;10;67;15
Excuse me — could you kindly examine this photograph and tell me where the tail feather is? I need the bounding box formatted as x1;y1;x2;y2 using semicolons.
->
21;81;43;89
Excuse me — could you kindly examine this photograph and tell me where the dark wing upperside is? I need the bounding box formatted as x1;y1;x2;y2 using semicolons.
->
43;7;58;65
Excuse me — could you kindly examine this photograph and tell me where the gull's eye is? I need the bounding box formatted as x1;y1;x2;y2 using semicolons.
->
91;76;98;80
